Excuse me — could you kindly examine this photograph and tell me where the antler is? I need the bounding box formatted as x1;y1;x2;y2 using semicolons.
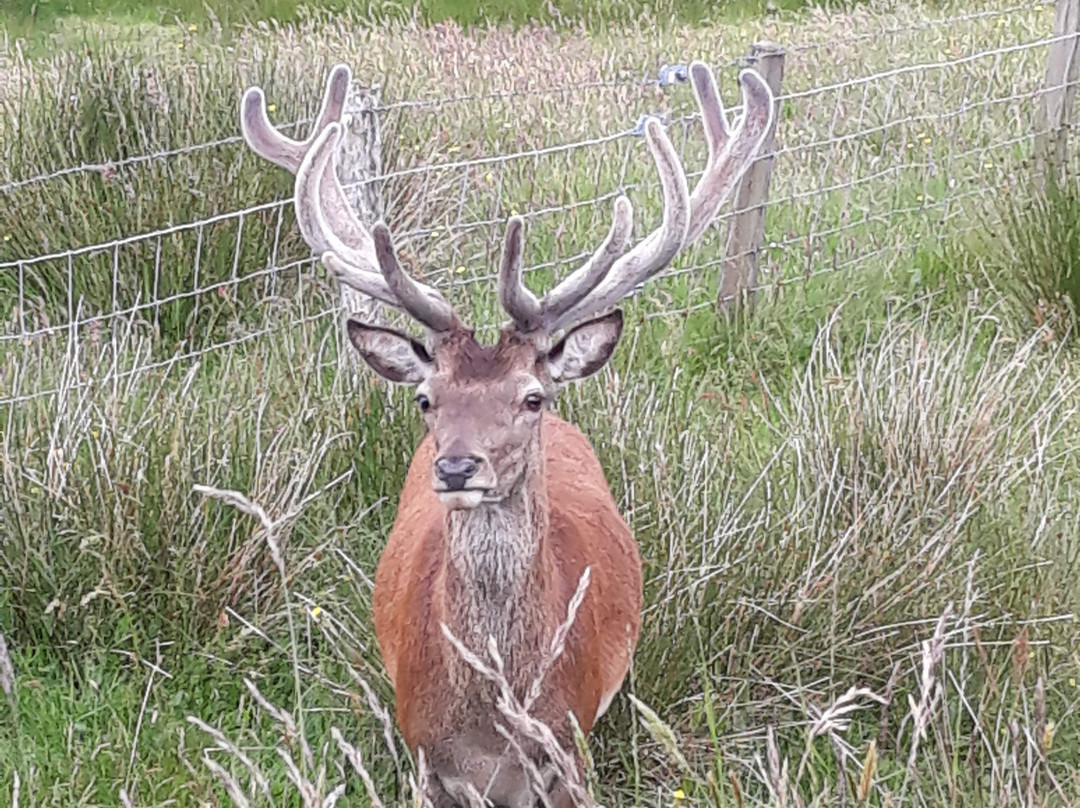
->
499;61;775;335
240;65;457;334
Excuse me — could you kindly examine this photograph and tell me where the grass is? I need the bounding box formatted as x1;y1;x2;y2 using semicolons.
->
2;0;1079;805
1;0;816;50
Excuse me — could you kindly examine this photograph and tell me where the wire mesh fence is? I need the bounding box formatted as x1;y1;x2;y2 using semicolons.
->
0;0;1074;407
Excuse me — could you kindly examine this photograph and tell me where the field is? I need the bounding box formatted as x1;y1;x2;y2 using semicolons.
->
0;0;814;46
2;0;1080;805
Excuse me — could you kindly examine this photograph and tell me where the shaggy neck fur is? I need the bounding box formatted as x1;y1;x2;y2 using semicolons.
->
445;447;549;660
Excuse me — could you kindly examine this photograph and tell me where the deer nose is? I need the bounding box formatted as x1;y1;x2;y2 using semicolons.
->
434;455;481;490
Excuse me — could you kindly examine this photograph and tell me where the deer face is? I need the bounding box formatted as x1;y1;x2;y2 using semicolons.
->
347;312;623;510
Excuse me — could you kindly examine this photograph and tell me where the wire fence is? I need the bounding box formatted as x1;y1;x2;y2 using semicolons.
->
0;0;1075;407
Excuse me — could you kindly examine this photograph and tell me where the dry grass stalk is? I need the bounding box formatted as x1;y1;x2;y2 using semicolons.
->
567;711;597;797
275;745;321;807
413;747;435;808
341;663;401;771
439;623;593;807
243;677;315;772
525;566;591;711
789;684;888;791
185;715;273;799
727;770;744;808
876;662;903;750
626;693;693;777
454;780;489;808
810;686;889;739
192;484;283;570
856;740;877;802
201;754;254;808
766;724;790;808
322;784;347;808
331;727;386;808
494;723;556;808
193;483;312;775
1035;674;1047;761
0;628;15;710
902;606;952;792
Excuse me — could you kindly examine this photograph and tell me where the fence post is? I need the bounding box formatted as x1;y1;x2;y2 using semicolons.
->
718;41;784;314
1034;0;1080;189
337;81;384;339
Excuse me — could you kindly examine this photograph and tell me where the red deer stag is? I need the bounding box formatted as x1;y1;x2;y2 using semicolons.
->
241;61;774;807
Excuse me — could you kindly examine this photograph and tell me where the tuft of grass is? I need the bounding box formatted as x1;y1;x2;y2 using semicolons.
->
980;177;1080;343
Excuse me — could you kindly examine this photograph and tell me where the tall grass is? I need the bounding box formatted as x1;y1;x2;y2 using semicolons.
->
983;177;1080;340
167;294;1080;807
1;0;1079;805
1;0;820;49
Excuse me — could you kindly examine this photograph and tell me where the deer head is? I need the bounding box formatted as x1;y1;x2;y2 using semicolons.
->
242;62;774;511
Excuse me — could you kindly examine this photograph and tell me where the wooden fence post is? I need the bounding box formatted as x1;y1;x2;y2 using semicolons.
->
1034;0;1080;190
719;41;785;314
338;81;384;338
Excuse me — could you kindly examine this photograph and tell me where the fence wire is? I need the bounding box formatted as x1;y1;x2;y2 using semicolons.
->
0;1;1073;406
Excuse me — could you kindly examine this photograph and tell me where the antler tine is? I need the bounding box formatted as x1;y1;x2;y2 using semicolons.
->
693;60;733;169
537;195;633;328
546;119;691;333
298;123;455;323
371;224;458;333
297;123;379;273
240;63;351;173
685;65;774;243
498;203;633;334
546;63;775;333
498;217;543;333
244;64;379;285
295;125;397;305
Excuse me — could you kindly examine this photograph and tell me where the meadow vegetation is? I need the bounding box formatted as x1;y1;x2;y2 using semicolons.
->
2;0;816;48
1;0;1078;805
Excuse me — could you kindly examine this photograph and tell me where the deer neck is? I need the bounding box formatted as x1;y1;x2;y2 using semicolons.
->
444;454;549;657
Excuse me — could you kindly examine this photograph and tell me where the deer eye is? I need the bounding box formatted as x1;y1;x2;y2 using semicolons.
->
524;392;544;412
415;394;431;412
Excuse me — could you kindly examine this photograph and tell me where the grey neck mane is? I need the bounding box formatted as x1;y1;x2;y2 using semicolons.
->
445;478;547;657
447;487;538;598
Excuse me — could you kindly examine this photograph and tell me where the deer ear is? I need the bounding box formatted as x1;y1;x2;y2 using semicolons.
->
546;310;624;384
347;320;433;384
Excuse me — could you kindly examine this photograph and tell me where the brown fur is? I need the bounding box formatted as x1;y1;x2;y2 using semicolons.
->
375;412;642;739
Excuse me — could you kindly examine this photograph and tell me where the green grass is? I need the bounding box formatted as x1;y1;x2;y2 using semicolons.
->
2;0;1079;805
1;644;403;806
1;0;814;48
